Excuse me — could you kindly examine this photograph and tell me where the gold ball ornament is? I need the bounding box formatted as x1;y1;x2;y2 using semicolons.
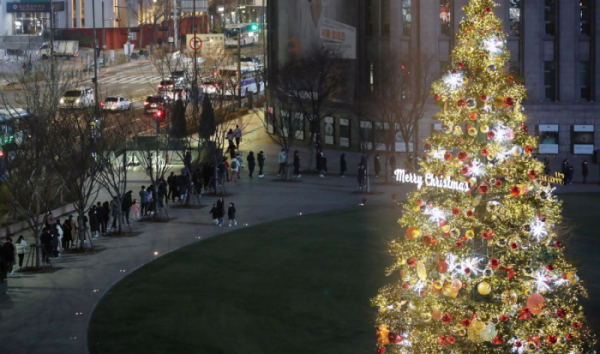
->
567;272;577;283
477;281;492;295
512;146;524;156
480;124;490;133
422;312;433;322
450;228;460;238
453;126;463;136
434;280;443;289
468;127;478;136
494;96;505;109
465;230;475;239
441;225;451;233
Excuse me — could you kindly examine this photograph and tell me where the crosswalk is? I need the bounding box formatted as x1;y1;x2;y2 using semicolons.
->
98;75;164;85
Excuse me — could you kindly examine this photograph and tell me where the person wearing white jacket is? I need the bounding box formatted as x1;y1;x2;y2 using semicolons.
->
15;235;27;269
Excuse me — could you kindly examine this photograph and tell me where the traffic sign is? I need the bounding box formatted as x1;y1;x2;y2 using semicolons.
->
189;36;202;50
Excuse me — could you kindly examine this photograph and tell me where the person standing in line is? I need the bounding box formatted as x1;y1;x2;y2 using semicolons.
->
62;218;72;251
568;165;574;185
228;143;236;160
247;151;256;178
88;206;99;239
236;154;243;179
357;164;365;190
374;154;381;178
44;211;54;229
230;157;239;181
227;129;235;148
389;154;397;175
209;204;219;224
15;236;27;269
167;172;177;203
110;197;120;230
228;203;237;227
76;213;88;245
258;151;266;178
40;228;52;264
132;200;140;221
216;198;225;226
49;225;59;257
233;125;242;149
96;202;106;235
139;186;149;217
2;238;15;274
123;190;134;222
340;153;347;177
102;201;110;232
293;151;301;178
223;158;230;182
157;178;167;208
582;160;589;184
277;149;287;177
69;216;77;247
54;220;63;256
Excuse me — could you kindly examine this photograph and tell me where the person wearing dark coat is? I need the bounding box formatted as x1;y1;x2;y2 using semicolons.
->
582;160;589;184
357;165;365;190
216;198;225;226
340;153;347;177
293;151;301;178
209;204;218;224
122;191;134;222
568;165;574;185
561;159;570;183
167;172;178;202
192;170;201;195
2;238;15;274
49;226;60;257
320;153;328;176
257;151;266;177
228;203;237;227
157;178;167;207
247;151;256;178
88;206;99;238
102;201;111;229
96;202;106;234
40;228;52;263
374;154;381;177
63;218;73;250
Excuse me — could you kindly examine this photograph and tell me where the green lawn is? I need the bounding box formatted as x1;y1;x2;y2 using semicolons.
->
88;194;600;354
88;205;399;354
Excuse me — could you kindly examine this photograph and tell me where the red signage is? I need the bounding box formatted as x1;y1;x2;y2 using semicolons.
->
189;37;202;50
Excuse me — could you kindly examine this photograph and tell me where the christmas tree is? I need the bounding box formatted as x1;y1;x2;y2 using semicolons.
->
371;1;596;353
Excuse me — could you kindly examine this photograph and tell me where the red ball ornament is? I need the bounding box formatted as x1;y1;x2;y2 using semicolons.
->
489;258;500;269
479;94;487;101
455;241;464;249
557;308;567;318
510;186;521;196
402;283;410;290
439;220;446;227
462;319;471;327
500;314;508;322
377;346;386;354
547;335;558;345
420;289;426;297
469;112;478;121
528;170;536;180
438;336;447;346
434;93;441;100
510;242;518;250
461;166;470;175
546;264;554;271
503;97;514;107
444;152;453;161
438;258;449;273
464;267;472;274
458;62;465;69
481;148;489;156
448;336;456;344
495;180;503;187
515;341;522;348
520;125;528;133
479;184;489;194
458;151;468;161
457;98;467;108
555;241;563;248
441;314;452;324
466;210;474;217
562;273;568;279
567;333;574;340
452;207;460;216
487;131;496;139
507;76;514;83
485;7;491;13
407;258;416;266
388;331;399;344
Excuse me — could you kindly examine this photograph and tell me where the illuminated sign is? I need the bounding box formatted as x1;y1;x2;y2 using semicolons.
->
6;1;64;12
538;172;565;185
394;169;470;192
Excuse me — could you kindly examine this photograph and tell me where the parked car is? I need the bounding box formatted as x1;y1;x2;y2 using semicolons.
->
101;96;132;111
59;88;94;109
171;70;190;86
157;80;176;92
144;95;168;115
164;88;188;102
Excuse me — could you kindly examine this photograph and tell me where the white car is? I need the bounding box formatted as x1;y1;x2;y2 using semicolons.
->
101;96;132;111
59;88;95;109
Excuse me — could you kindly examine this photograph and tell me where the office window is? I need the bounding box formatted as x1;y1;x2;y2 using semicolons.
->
544;0;556;36
509;0;521;36
402;0;411;36
381;0;390;36
579;61;592;101
72;0;76;27
580;0;591;35
80;0;85;27
440;0;451;36
365;0;373;36
544;61;557;101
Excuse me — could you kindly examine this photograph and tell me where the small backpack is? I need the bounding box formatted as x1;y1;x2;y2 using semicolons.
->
231;160;238;169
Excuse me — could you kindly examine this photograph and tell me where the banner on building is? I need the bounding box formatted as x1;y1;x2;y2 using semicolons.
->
7;1;64;12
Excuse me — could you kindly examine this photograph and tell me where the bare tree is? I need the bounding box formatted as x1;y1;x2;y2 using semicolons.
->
372;52;436;173
272;49;346;171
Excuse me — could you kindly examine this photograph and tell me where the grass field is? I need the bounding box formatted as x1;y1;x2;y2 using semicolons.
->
88;193;600;354
88;204;400;354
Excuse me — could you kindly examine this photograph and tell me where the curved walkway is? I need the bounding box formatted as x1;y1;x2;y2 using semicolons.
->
0;168;408;354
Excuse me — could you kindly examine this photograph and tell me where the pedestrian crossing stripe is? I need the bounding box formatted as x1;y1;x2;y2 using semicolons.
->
98;75;163;84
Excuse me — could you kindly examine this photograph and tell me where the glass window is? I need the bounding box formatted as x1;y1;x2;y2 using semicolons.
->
340;119;350;147
580;0;591;35
544;0;556;36
366;0;373;36
509;0;521;36
381;0;390;36
402;0;411;36
440;0;451;36
369;62;374;92
579;61;592;101
544;61;556;101
80;0;85;27
72;0;76;27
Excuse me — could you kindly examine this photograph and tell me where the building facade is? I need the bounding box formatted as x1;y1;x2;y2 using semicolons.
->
269;0;600;161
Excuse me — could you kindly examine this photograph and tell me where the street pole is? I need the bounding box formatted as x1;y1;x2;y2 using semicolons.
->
236;0;241;109
173;0;178;49
92;0;99;110
102;1;106;63
50;4;55;85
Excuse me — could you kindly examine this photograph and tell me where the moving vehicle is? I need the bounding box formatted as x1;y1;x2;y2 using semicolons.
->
157;80;176;92
101;96;132;111
37;41;79;60
143;95;168;115
164;88;188;102
224;24;258;47
0;107;29;148
217;66;263;98
171;71;191;86
59;88;95;109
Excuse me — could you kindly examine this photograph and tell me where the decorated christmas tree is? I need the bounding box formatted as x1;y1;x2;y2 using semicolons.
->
372;1;596;353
